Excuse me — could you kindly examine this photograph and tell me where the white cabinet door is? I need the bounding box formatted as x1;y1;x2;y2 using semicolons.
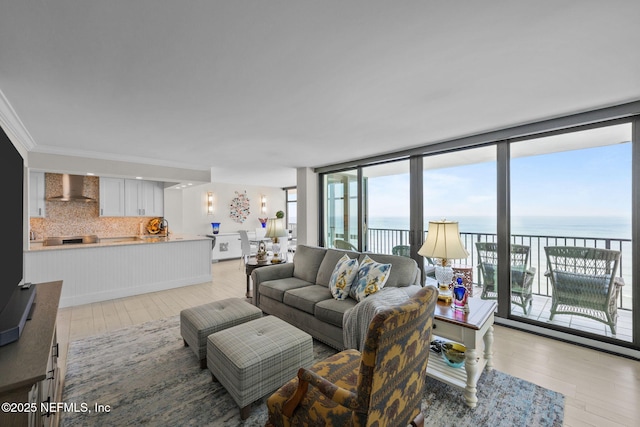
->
99;177;125;216
142;180;164;217
124;179;164;216
124;179;142;216
29;171;46;217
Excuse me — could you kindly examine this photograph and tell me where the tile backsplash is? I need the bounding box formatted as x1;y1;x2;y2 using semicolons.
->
29;174;157;240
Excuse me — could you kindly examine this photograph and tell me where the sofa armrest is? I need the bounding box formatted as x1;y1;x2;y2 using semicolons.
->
252;263;295;306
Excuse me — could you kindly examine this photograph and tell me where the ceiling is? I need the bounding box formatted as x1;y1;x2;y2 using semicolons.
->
1;1;639;188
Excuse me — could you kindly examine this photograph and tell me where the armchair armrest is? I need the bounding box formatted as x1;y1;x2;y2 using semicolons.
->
614;277;625;288
282;367;359;417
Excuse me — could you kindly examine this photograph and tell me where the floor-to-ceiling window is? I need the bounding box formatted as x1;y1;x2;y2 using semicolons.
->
422;146;497;278
362;160;410;254
323;170;359;250
510;123;633;342
317;106;639;356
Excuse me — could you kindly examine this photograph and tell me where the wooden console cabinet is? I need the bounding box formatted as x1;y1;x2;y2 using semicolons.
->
0;281;63;427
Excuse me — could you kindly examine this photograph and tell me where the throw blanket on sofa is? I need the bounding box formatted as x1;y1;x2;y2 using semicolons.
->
343;287;411;351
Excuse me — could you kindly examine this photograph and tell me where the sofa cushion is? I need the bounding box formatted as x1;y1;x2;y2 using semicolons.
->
328;254;359;300
316;249;359;287
315;297;358;328
350;255;391;302
283;285;332;315
259;277;313;303
293;245;328;283
357;252;419;288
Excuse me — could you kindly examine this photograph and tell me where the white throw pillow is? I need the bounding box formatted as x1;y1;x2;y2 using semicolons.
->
329;254;359;300
351;255;392;302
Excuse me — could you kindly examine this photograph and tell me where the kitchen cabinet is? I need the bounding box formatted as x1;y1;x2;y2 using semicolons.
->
211;232;243;261
29;171;46;218
99;177;125;216
124;179;164;217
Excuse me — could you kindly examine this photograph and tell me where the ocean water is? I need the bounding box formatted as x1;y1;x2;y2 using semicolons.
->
368;215;632;240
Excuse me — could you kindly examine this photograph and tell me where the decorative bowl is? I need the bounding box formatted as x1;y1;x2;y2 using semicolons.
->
441;342;466;368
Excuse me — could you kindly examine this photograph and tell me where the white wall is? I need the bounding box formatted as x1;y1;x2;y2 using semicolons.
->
296;167;318;246
169;182;287;236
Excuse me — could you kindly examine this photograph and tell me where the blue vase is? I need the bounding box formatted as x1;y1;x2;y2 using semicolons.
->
453;276;468;311
211;223;220;234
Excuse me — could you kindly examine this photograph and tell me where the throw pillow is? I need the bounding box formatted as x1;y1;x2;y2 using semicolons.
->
351;255;392;302
329;254;359;300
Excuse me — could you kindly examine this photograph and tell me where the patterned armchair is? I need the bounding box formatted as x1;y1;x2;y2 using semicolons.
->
476;242;536;314
544;246;624;334
265;286;438;427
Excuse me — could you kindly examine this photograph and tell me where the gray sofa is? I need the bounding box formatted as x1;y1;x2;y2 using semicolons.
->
251;244;423;349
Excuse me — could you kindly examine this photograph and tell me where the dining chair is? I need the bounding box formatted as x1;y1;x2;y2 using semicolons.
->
238;230;257;268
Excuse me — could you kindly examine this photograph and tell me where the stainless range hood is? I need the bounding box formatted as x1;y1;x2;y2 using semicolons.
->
46;174;96;202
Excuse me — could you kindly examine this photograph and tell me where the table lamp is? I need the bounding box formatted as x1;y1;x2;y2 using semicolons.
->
265;218;288;263
418;220;469;302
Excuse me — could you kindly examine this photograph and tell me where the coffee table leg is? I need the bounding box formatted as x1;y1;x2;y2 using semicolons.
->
463;348;479;408
484;325;494;371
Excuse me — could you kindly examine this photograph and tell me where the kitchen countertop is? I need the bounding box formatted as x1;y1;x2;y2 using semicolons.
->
28;234;213;251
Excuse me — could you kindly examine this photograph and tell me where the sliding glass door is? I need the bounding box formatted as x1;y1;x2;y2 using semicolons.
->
323;170;359;250
362;160;410;254
510;123;633;341
422;146;497;290
318;114;638;353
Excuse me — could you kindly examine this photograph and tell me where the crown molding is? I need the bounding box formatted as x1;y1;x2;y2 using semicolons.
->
0;88;36;152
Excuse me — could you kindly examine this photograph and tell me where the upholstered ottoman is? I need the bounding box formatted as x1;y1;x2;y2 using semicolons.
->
207;315;313;420
180;298;262;368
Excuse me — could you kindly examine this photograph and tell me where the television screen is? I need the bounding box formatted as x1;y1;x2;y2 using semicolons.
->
0;125;24;318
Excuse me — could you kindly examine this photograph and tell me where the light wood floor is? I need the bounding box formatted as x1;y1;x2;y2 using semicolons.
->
57;260;639;427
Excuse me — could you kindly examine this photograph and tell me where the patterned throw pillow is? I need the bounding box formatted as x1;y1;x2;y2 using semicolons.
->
351;255;392;302
329;254;359;300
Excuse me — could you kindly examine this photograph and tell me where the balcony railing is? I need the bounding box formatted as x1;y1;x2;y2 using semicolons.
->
365;228;633;310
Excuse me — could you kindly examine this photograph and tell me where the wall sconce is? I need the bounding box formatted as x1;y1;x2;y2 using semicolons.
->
261;195;267;214
207;191;214;215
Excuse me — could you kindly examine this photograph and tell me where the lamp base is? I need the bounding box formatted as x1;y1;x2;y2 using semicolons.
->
435;264;453;303
437;285;453;303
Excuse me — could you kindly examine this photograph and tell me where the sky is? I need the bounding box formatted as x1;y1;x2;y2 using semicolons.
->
367;138;632;220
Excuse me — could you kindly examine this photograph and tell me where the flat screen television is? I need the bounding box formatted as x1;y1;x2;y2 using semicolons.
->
0;124;34;346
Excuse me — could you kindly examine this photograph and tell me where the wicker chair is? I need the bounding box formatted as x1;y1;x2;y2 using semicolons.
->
266;286;438;427
391;244;410;257
476;242;536;315
334;239;358;251
544;246;624;334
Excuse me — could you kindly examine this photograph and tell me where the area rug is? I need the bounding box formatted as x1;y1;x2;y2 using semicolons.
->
61;316;564;427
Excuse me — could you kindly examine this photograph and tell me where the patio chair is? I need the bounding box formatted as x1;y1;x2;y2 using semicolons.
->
475;242;536;315
334;239;357;251
392;244;410;257
544;246;624;334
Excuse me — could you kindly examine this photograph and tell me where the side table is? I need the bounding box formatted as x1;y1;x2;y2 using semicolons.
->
426;298;496;408
244;259;284;298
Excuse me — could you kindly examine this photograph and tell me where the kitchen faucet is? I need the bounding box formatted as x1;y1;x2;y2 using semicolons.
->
161;217;169;237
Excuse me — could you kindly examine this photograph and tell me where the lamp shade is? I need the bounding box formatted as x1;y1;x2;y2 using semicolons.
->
265;218;288;238
418;220;469;260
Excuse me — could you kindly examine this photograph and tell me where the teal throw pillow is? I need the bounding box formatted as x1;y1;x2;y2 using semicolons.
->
329;254;359;300
351;255;392;302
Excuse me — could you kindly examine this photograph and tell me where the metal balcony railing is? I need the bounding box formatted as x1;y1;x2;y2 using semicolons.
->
364;228;632;310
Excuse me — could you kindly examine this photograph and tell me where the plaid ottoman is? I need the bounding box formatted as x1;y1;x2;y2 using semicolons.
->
207;315;313;420
180;298;262;369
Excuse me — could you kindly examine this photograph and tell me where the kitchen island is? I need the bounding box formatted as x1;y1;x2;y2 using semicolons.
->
25;235;213;308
